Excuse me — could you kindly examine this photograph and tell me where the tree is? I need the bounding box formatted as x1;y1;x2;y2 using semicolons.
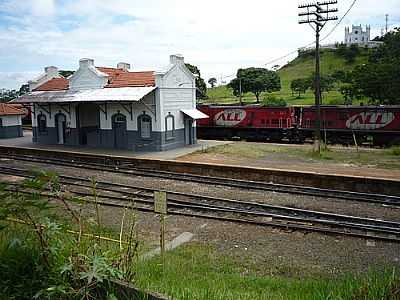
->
344;44;360;63
335;43;360;63
228;68;281;103
350;28;400;104
352;62;400;105
185;63;207;99
0;89;18;102
290;78;310;98
59;70;75;78
308;73;336;101
263;95;287;107
339;83;361;105
208;77;217;88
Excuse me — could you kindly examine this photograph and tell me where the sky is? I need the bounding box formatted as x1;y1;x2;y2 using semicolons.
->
0;0;399;90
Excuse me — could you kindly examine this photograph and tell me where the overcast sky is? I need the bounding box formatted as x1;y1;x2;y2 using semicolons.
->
0;0;399;89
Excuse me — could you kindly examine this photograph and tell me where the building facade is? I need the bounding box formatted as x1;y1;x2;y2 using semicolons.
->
0;103;24;138
14;54;208;151
345;25;370;46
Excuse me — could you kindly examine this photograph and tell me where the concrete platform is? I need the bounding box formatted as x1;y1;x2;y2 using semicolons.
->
0;130;230;160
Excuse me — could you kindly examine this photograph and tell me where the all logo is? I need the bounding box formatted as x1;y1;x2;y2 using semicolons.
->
346;112;395;130
214;109;246;126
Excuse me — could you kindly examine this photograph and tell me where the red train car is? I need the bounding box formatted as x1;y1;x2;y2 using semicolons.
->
299;106;400;146
197;105;297;141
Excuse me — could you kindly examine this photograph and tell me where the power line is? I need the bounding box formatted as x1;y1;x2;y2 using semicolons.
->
321;0;358;42
265;0;357;66
219;0;358;81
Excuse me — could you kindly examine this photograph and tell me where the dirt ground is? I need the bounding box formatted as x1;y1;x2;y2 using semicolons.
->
177;142;400;180
0;157;399;277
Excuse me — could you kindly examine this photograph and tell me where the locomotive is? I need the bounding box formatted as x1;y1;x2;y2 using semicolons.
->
196;104;400;146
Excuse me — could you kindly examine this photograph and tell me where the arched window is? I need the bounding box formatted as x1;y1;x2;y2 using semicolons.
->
37;114;47;134
138;114;152;139
165;113;175;140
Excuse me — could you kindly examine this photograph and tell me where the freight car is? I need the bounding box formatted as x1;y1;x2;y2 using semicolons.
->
197;104;400;146
299;106;400;146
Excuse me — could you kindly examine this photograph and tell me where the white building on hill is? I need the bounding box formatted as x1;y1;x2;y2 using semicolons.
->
345;25;383;48
345;25;370;46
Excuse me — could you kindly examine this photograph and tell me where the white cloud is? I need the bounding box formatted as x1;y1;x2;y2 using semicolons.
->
0;0;398;89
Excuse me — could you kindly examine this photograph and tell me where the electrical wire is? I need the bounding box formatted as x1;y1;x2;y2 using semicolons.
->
321;0;358;42
219;0;358;81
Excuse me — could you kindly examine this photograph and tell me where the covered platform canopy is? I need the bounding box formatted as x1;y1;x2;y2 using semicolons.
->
181;108;208;120
12;86;157;103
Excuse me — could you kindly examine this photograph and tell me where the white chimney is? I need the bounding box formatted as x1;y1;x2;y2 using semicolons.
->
170;54;184;65
117;62;130;71
44;66;58;75
79;58;94;68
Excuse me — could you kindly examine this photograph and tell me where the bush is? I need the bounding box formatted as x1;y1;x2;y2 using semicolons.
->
391;146;400;156
0;172;139;299
262;95;287;107
327;98;344;105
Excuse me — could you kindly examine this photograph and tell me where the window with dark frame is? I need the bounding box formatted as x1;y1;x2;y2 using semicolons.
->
0;118;3;127
165;114;175;140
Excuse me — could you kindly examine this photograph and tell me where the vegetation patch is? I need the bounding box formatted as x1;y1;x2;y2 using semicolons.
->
201;143;400;170
0;171;143;300
136;243;400;300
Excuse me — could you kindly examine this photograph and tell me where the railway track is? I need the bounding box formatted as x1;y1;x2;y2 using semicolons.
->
1;165;400;243
0;152;399;207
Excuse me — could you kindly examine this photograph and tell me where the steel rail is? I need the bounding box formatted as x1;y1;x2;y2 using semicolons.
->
2;166;400;242
1;165;399;232
0;152;399;206
10;186;400;244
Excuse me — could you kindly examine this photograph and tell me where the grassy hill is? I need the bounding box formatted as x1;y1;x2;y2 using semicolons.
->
205;48;370;106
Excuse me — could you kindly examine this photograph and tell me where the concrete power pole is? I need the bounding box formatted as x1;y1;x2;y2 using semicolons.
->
298;0;338;154
386;14;389;34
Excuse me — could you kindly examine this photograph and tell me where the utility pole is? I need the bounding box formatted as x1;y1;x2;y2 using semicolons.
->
239;77;243;106
298;0;338;154
385;14;389;34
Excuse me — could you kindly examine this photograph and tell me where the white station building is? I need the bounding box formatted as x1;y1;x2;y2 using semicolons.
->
14;54;208;151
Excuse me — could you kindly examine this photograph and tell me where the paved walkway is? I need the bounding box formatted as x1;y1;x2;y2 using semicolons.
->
0;130;231;160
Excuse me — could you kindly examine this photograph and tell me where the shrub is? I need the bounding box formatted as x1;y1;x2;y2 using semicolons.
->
262;95;287;107
391;146;400;156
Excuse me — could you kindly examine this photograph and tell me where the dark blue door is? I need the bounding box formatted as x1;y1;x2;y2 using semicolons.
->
112;114;127;149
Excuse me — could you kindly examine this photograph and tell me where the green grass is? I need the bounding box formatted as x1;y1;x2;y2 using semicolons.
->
205;49;370;106
201;143;400;170
136;243;400;300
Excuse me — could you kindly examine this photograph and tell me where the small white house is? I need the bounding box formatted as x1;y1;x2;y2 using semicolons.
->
14;54;208;151
0;103;24;138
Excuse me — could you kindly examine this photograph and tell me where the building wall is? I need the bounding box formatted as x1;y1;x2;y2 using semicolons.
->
32;103;77;129
0;115;23;138
345;25;370;46
0;115;22;127
30;55;197;151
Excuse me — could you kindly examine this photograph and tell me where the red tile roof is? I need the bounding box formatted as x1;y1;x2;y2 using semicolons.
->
105;71;155;88
0;103;25;116
33;67;155;92
34;78;69;91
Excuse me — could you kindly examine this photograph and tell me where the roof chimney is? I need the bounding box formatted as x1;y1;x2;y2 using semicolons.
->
79;58;94;68
170;54;184;65
117;62;130;71
44;66;58;75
